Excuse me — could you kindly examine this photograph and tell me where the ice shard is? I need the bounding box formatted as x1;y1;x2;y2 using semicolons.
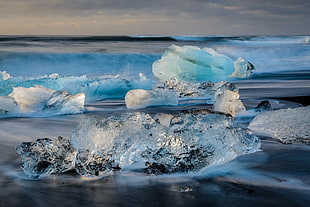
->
152;45;253;82
16;136;76;178
8;85;85;116
248;106;310;144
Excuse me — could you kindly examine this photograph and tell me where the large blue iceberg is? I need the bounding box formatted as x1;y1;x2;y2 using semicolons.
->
152;45;254;82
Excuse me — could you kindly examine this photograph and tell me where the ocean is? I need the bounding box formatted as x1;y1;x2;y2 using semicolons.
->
0;35;309;206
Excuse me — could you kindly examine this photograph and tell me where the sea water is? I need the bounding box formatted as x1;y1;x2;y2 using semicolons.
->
0;35;309;206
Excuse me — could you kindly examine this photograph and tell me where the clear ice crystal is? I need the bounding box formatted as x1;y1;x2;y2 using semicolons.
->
16;111;260;178
71;110;260;176
16;136;76;178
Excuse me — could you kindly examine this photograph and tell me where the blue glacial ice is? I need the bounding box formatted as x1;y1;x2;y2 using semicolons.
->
152;45;254;82
16;110;261;177
248;106;310;144
0;72;153;102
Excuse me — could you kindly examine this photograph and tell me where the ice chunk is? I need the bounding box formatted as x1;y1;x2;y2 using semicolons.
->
230;57;254;78
16;136;76;178
9;85;55;113
254;100;272;112
302;36;310;44
0;96;20;116
42;90;85;115
152;45;253;82
8;85;85;116
125;78;242;109
213;90;246;116
16;110;260;177
71;111;260;176
248;106;310;144
125;89;178;109
0;71;11;81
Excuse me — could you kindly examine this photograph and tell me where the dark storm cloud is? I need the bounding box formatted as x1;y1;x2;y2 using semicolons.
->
0;0;309;35
1;0;309;17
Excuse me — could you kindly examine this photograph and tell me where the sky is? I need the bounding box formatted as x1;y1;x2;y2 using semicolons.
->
0;0;309;35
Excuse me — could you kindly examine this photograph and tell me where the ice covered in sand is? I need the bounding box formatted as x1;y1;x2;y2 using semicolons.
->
248;106;310;144
16;110;260;177
0;85;85;117
125;89;178;109
152;45;253;82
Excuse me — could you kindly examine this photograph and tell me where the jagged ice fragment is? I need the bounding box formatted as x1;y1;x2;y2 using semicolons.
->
16;136;77;178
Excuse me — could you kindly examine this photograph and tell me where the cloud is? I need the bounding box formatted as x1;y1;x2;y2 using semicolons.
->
0;0;309;35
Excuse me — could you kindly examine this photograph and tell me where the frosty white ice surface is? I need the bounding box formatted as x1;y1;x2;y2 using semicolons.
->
9;85;55;113
0;96;20;116
152;45;253;82
248;106;310;144
125;89;179;109
7;85;85;116
213;90;246;116
71;110;260;176
0;71;11;81
16;136;76;178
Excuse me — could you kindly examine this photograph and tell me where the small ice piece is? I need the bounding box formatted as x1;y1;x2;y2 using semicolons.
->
248;106;310;144
0;96;20;116
213;90;246;116
161;78;238;103
125;89;178;109
0;71;11;81
71;110;260;177
9;85;55;113
254;100;272;112
16;136;77;178
42;90;85;115
302;36;310;44
8;85;85;116
152;45;253;82
230;57;254;78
